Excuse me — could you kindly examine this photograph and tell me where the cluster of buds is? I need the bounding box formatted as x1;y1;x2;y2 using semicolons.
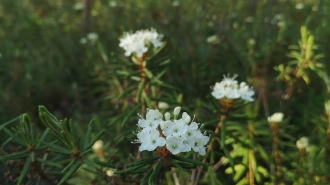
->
133;107;209;157
119;28;164;58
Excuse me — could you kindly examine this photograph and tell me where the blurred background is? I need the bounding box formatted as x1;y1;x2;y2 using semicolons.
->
0;0;330;183
1;0;328;123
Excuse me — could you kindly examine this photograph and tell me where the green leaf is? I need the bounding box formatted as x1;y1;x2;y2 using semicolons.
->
0;116;20;130
0;150;29;160
82;158;100;168
17;156;32;185
148;159;164;185
126;156;159;167
170;159;188;175
62;158;78;173
115;165;148;174
83;119;94;149
140;167;153;185
37;158;62;168
41;141;71;155
136;79;145;102
171;155;208;167
83;129;105;151
36;128;49;148
58;161;81;185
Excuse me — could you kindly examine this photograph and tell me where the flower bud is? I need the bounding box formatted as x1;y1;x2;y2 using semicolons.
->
92;140;104;151
164;112;171;121
173;107;181;116
160;120;166;130
182;112;188;119
183;113;191;124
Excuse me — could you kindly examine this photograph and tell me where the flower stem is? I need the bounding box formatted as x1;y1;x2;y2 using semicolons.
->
271;122;282;184
193;114;226;185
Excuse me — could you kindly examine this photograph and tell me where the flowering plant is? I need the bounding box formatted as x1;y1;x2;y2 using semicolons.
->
114;107;209;184
134;107;209;156
119;28;164;58
211;74;254;102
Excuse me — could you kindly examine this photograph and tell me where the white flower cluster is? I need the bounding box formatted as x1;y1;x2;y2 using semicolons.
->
268;112;284;123
296;137;310;151
119;28;164;57
211;74;255;102
134;107;209;156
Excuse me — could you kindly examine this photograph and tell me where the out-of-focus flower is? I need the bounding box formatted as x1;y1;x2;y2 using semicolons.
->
295;3;304;10
106;169;115;177
274;14;284;20
92;140;105;158
73;2;84;11
92;140;104;151
109;0;117;7
245;16;254;23
80;38;87;44
207;35;220;45
87;32;99;42
211;74;254;102
296;137;309;151
277;21;285;27
158;101;169;109
172;0;179;7
232;22;239;29
133;107;209;156
268;113;284;123
248;38;256;46
119;28;164;57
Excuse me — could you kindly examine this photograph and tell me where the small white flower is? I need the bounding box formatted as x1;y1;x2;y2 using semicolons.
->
207;35;220;45
162;119;188;137
211;74;254;101
158;101;169;109
239;82;255;102
185;122;202;140
106;169;115;177
245;16;254;23
80;37;87;44
137;128;166;151
166;136;190;154
134;108;209;156
172;0;179;7
109;0;117;7
138;109;163;129
73;2;84;10
296;137;309;150
268;112;284;123
248;38;256;46
295;3;304;10
87;32;99;42
187;135;209;156
119;28;164;57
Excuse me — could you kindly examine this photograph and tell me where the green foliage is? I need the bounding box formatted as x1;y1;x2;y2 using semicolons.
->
1;0;330;184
